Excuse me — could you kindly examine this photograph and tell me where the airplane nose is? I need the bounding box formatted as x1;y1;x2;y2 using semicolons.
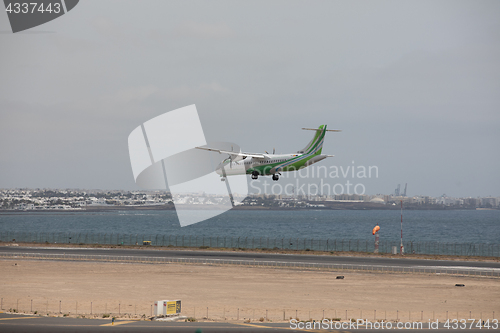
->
215;163;223;175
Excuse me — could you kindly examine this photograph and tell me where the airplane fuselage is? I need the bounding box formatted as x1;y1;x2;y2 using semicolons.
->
199;125;338;181
216;153;329;176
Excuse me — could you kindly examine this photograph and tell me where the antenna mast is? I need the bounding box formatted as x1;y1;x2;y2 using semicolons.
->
400;200;404;255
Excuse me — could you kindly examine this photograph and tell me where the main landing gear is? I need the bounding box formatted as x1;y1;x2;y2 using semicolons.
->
251;172;279;181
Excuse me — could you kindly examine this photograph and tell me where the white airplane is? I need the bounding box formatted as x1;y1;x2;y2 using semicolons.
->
196;125;340;181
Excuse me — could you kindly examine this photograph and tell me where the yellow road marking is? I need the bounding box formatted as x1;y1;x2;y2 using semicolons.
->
236;322;327;332
1;322;245;329
1;323;100;327
236;323;274;329
0;317;37;321
100;320;135;326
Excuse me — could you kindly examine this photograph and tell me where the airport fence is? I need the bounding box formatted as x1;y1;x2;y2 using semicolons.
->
0;231;499;257
0;297;497;323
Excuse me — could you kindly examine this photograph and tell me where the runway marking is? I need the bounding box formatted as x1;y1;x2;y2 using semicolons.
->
0;317;37;321
100;320;135;326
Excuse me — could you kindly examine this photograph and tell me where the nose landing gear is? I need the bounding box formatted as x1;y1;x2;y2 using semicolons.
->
272;174;279;181
251;171;259;180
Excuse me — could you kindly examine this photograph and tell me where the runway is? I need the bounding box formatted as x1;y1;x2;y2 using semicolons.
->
1;246;499;275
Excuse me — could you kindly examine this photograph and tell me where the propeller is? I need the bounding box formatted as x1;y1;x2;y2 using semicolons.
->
265;148;276;154
225;145;244;169
229;146;233;168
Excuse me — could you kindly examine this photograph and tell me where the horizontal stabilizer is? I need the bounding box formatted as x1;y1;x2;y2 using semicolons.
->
302;127;341;132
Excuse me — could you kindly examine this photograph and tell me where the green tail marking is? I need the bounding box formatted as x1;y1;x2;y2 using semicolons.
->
298;125;326;155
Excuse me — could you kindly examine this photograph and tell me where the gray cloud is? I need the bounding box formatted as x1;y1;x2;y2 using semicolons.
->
0;0;499;196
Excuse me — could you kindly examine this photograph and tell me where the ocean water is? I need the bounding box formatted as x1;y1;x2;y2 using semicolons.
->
0;209;499;244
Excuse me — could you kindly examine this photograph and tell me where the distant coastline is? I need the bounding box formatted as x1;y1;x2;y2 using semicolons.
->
0;202;489;213
2;188;498;212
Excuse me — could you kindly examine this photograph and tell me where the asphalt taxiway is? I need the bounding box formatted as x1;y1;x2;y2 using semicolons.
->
0;313;493;332
0;246;499;275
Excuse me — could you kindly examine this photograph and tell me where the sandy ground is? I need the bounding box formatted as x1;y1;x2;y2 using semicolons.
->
0;259;499;322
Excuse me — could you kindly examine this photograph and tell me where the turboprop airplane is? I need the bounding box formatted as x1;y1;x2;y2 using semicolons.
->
196;125;340;181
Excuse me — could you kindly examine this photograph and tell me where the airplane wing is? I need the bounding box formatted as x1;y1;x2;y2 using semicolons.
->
195;146;265;159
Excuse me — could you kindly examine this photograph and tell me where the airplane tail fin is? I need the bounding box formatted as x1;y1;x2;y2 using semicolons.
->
298;125;341;155
298;125;326;155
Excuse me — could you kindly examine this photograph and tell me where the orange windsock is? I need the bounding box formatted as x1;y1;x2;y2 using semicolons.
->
372;225;380;235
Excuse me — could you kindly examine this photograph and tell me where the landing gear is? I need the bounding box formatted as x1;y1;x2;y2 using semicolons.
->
272;174;279;181
251;171;259;180
221;177;226;182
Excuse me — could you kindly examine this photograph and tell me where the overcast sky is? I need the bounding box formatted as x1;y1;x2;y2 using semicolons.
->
1;0;499;197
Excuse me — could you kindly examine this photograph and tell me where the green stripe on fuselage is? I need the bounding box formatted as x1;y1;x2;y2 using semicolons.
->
246;125;326;176
246;154;317;175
